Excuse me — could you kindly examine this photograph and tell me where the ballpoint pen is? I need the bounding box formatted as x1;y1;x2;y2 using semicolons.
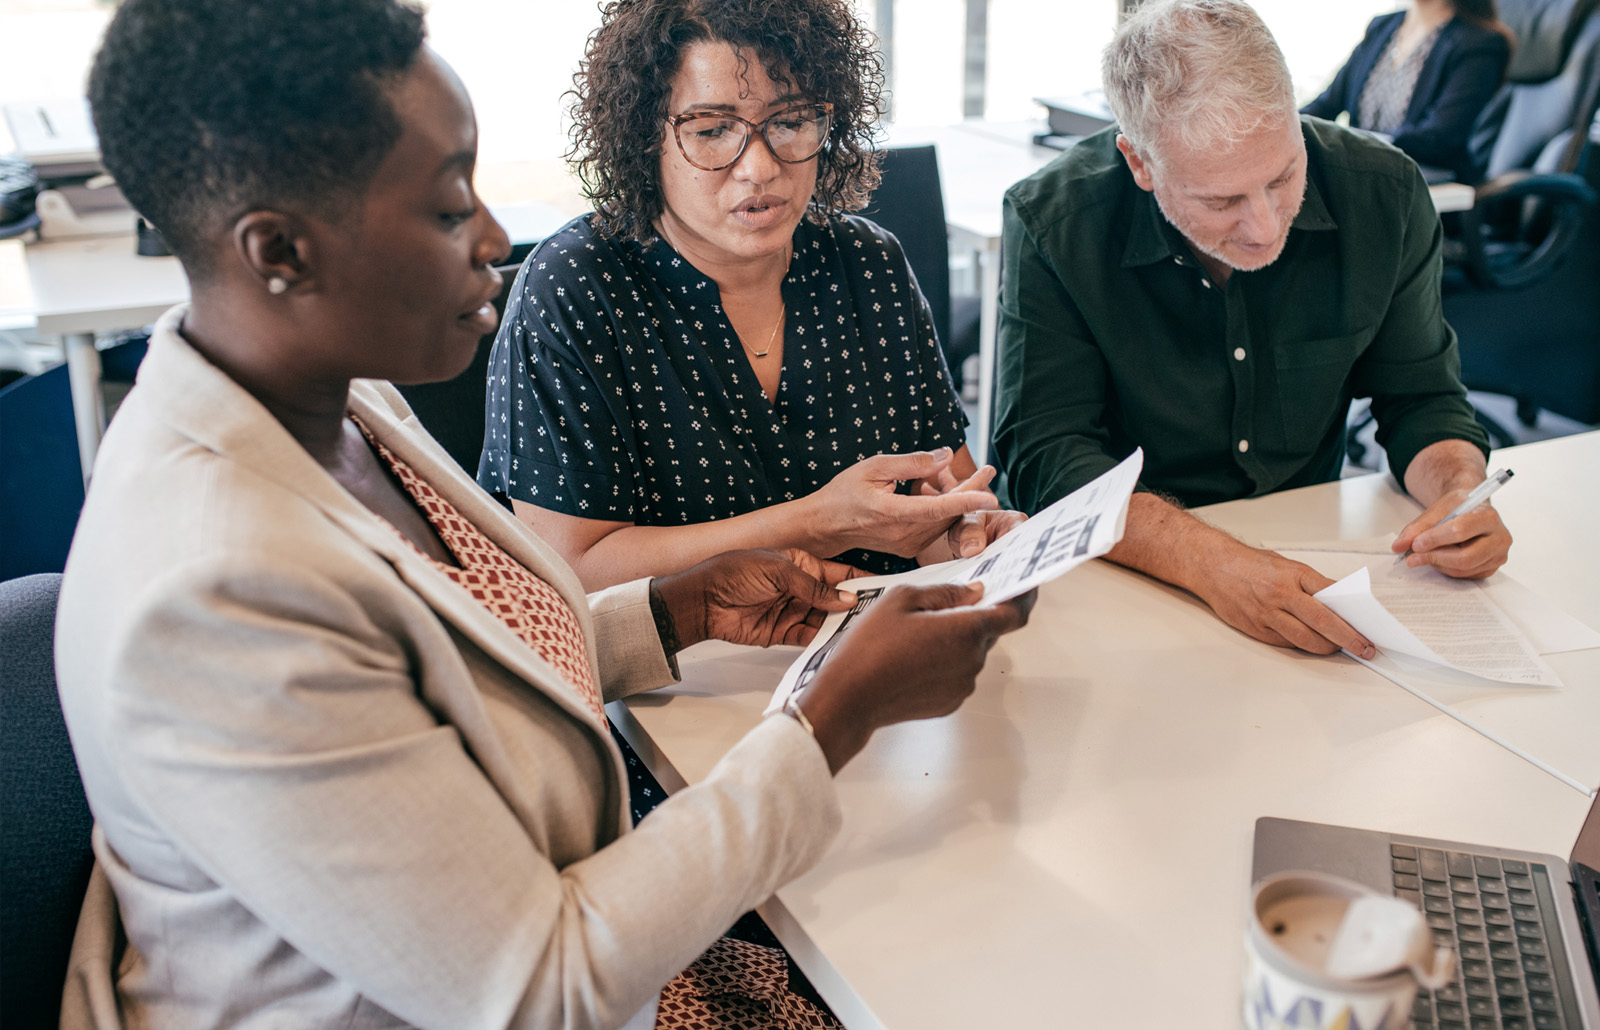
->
1395;467;1514;564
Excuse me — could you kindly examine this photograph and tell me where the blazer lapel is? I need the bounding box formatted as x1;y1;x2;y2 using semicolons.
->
141;306;617;742
1408;20;1460;125
1351;14;1403;110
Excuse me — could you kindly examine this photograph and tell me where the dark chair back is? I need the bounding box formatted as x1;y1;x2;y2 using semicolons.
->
1496;0;1599;83
0;335;150;580
1447;7;1600;294
0;572;94;1030
394;259;524;476
1473;6;1600;180
1446;120;1600;425
861;144;954;358
0;366;85;580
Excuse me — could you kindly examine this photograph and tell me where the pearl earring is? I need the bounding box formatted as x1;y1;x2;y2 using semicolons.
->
267;277;288;295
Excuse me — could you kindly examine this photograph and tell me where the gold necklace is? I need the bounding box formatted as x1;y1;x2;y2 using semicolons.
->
745;305;784;359
740;243;792;360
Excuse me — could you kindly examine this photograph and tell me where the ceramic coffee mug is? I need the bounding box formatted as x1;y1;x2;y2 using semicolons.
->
1243;871;1454;1030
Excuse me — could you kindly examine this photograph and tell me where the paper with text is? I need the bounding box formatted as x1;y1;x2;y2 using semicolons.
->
1275;542;1600;658
764;450;1143;714
1303;557;1561;687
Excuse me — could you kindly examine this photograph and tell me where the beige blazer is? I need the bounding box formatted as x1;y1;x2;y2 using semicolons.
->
54;306;840;1030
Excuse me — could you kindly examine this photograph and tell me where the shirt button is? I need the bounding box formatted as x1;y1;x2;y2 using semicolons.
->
1233;347;1246;361
1201;279;1212;289
1238;439;1250;453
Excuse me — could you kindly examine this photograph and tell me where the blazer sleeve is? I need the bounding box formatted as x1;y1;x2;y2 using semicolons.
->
101;553;840;1030
588;578;680;700
1302;16;1388;120
1303;57;1358;120
1391;30;1510;172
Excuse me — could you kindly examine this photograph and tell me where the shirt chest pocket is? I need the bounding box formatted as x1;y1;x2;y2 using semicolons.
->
1271;330;1373;452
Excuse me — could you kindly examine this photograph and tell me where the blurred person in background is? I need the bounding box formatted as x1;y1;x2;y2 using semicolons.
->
1303;0;1512;183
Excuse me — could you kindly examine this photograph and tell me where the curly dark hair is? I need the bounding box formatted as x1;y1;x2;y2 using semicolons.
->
570;0;885;244
89;0;426;279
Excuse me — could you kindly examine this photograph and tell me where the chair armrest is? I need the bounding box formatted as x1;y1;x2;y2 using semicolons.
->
1456;170;1598;290
1473;169;1598;207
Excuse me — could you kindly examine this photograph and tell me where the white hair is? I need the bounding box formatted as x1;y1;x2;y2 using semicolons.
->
1102;0;1296;163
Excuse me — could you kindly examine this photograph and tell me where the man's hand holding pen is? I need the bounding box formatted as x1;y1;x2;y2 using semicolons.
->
1392;468;1514;579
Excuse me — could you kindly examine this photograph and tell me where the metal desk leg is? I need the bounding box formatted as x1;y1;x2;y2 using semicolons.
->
973;244;1002;468
63;331;104;486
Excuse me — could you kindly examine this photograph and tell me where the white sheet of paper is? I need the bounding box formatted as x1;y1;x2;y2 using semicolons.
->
1261;534;1397;555
1274;542;1600;658
1479;576;1600;656
1314;567;1449;667
1305;558;1562;687
764;450;1143;715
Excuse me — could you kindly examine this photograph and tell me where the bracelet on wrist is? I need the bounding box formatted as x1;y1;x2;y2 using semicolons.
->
646;579;682;678
775;691;816;737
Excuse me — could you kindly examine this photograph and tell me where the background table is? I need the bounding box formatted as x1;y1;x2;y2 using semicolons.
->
614;431;1599;1028
22;235;188;482
18;202;567;485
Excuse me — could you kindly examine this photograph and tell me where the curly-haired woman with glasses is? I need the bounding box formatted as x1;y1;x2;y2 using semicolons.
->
478;0;1024;591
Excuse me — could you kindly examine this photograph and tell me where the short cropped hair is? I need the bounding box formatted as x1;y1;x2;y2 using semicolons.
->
569;0;885;245
1102;0;1295;162
89;0;426;279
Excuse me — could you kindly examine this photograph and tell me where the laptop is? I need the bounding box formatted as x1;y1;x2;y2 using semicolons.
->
1254;794;1600;1029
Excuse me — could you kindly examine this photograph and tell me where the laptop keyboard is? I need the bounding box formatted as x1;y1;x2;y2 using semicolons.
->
1391;843;1581;1030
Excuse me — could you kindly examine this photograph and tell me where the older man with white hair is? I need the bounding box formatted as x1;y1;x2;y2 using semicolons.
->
994;0;1510;658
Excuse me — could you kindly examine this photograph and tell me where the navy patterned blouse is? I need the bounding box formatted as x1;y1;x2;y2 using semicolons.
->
477;212;967;575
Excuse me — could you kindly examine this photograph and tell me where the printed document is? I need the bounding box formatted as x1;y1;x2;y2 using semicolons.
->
765;450;1143;714
1283;551;1563;686
1266;537;1600;658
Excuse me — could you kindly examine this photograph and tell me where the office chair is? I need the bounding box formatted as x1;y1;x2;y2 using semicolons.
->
0;335;148;579
861;144;981;389
395;240;538;476
0;364;85;580
1449;0;1600;291
1;572;95;1030
1441;1;1600;436
1448;120;1600;432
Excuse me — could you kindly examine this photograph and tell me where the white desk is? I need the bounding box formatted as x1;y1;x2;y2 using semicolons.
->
19;201;569;485
615;432;1599;1028
23;236;188;483
878;119;1480;464
1203;432;1600;792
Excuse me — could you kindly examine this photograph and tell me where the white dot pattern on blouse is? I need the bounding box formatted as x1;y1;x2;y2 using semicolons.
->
478;213;967;575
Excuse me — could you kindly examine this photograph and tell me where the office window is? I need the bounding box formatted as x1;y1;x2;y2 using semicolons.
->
0;0;1402;191
868;0;1399;124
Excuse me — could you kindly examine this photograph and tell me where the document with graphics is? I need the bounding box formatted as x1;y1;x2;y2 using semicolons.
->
764;450;1143;714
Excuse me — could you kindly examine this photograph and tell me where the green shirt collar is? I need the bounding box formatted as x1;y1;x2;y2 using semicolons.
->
1120;165;1339;270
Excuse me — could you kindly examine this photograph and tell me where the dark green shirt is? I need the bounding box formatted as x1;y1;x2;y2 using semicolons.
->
994;117;1488;513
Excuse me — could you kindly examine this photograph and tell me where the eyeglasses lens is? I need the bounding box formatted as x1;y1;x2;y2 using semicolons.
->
678;107;830;169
